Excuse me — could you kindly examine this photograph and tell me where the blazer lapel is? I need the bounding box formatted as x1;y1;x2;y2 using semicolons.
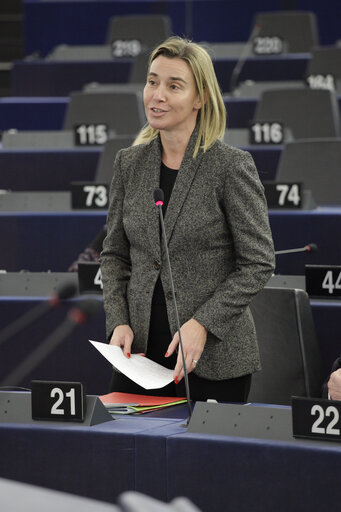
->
164;125;204;245
143;137;163;257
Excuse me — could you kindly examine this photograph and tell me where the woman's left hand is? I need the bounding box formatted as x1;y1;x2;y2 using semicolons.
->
165;318;207;383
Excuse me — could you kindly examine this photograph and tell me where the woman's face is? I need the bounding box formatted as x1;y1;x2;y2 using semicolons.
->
143;55;201;136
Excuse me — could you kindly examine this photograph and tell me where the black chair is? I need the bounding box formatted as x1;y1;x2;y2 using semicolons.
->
95;136;134;183
204;9;319;64
231;79;305;99
253;11;319;53
276;138;341;205
63;91;145;136
1;92;144;148
106;14;172;56
254;88;341;139
248;287;324;406
305;46;341;93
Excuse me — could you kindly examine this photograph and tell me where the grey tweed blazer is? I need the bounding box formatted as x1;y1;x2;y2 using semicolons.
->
100;128;275;381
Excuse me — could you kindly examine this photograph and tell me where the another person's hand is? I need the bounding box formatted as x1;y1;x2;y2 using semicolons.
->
109;324;134;358
328;368;341;400
166;318;207;383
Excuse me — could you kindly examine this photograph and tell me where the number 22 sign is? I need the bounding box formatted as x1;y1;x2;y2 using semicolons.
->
292;396;341;442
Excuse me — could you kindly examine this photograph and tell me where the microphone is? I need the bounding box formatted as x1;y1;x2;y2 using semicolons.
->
153;188;192;422
229;22;262;93
0;280;78;348
0;298;102;387
275;243;318;255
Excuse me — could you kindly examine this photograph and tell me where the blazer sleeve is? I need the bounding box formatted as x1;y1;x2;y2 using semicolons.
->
100;150;131;338
322;356;341;398
193;149;275;341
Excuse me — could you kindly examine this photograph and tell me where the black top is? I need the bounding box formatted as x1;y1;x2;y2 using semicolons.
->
146;162;179;367
153;162;179;305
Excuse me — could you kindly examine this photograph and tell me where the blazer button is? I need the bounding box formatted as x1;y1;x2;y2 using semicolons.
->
153;260;161;270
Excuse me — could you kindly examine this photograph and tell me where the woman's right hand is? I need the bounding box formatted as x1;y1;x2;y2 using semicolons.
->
109;324;134;358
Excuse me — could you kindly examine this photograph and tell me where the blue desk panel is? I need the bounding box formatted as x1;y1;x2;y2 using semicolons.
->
23;0;341;56
0;150;100;191
2;95;341;135
0;98;67;131
23;0;283;56
167;429;341;512
0;97;257;131
0;212;105;271
11;56;309;96
0;146;280;191
269;208;341;275
0;403;341;512
0;413;184;503
0;295;339;390
1;208;340;273
0;298;110;394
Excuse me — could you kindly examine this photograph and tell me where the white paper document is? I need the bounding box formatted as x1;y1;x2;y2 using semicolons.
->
89;340;174;390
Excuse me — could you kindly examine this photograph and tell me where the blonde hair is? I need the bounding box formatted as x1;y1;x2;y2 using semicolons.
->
134;36;226;158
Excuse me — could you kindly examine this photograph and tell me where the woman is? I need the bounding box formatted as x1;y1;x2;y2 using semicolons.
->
100;36;275;402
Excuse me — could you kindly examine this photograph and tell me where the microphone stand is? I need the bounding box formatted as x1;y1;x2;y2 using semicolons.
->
275;244;317;255
229;22;262;93
155;201;193;424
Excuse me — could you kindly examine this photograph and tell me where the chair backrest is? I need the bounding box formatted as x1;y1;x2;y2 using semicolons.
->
276;138;341;205
63;91;145;136
254;88;341;139
306;46;341;81
95;136;134;183
232;80;304;99
253;11;319;53
248;287;324;405
129;52;150;83
106;14;172;55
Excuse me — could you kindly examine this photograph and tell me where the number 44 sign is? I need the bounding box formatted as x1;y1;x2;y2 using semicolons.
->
292;396;341;442
305;265;341;298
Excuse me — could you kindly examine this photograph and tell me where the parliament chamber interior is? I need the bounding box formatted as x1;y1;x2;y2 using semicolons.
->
1;1;341;511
